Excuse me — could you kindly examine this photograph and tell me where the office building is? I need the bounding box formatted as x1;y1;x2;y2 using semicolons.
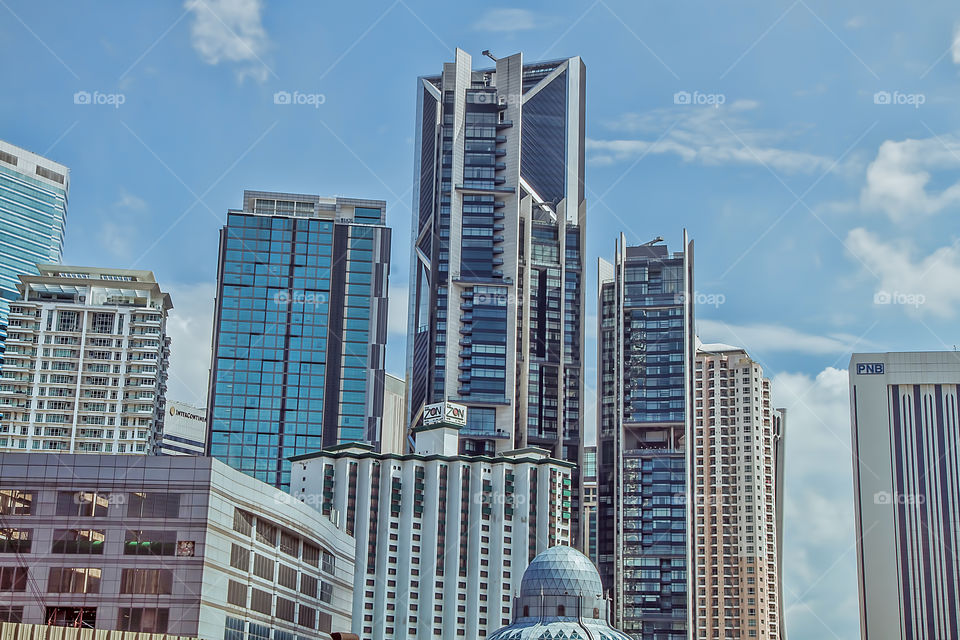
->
159;400;207;455
0;454;354;639
380;373;407;455
0;140;69;368
596;233;694;638
849;352;960;640
290;401;574;640
487;545;631;640
405;50;586;510
582;444;598;564
0;266;171;454
207;190;391;490
694;343;786;640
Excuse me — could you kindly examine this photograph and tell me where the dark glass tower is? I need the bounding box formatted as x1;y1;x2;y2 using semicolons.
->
405;48;586;541
597;233;695;639
207;191;391;489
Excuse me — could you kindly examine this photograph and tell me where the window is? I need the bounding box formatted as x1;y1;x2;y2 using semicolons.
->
0;567;27;591
56;491;109;517
320;581;333;603
0;529;31;553
91;313;114;334
280;531;299;556
278;564;297;589
249;622;270;640
57;311;79;332
117;608;168;633
250;588;272;614
321;550;336;574
0;490;32;515
300;574;317;598
0;606;23;623
52;529;105;554
253;554;274;580
256;520;278;546
298;605;316;629
225;617;245;640
318;612;332;633
227;580;247;607
124;530;176;556
233;509;253;535
46;607;96;628
302;542;319;567
276;597;296;622
120;569;172;594
48;568;101;593
230;544;250;570
127;492;180;518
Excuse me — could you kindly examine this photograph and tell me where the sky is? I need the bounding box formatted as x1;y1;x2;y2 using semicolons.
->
3;1;960;637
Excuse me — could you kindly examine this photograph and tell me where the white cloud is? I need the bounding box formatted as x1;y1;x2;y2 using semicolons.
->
846;227;960;318
184;0;270;82
845;16;865;29
588;105;837;175
860;136;960;220
772;367;860;639
697;318;874;356
98;190;149;261
165;281;216;407
953;23;960;64
473;8;538;32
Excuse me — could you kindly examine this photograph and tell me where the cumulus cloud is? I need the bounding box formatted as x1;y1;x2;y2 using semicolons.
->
860;135;960;220
588;104;837;175
184;0;270;82
772;367;860;640
165;281;216;407
846;227;960;317
98;190;149;262
697;319;876;355
473;8;539;32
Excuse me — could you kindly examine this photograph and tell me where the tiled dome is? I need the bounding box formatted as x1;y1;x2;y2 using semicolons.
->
519;545;604;599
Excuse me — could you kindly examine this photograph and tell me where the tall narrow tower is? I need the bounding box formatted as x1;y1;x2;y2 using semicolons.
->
405;51;586;517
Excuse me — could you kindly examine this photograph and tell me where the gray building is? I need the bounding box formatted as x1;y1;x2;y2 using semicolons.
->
596;233;694;638
207;191;391;490
849;352;960;640
0;454;354;639
405;47;586;542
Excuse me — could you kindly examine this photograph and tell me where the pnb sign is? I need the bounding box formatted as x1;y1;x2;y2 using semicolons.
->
856;362;885;375
423;401;468;427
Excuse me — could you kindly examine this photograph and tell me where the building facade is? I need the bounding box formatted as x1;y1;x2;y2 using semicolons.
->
694;343;786;640
849;352;960;640
582;444;598;565
596;234;694;638
290;406;573;640
0;140;69;368
159;400;207;456
207;190;391;490
380;373;407;455
0;454;354;639
404;50;586;519
0;266;171;454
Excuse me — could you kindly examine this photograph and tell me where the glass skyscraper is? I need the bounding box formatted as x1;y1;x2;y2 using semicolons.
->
207;191;391;489
597;233;694;639
0;139;69;368
405;48;586;541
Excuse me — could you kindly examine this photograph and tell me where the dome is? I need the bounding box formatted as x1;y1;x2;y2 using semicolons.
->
519;545;604;599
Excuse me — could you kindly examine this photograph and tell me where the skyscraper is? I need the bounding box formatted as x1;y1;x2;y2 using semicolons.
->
207;191;391;490
0;265;171;454
849;351;960;640
0;140;69;368
597;233;694;638
405;48;586;538
694;342;786;640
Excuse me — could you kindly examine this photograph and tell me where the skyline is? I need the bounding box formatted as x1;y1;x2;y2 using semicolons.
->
4;1;960;638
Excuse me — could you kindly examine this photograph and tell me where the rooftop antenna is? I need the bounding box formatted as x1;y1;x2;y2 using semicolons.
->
482;50;498;62
642;236;664;246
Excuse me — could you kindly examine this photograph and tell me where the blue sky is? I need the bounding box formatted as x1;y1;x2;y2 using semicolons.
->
4;1;960;637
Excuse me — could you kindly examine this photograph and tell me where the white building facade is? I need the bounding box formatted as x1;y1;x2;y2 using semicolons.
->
849;351;960;640
159;400;207;456
290;409;573;640
0;265;172;454
694;343;786;640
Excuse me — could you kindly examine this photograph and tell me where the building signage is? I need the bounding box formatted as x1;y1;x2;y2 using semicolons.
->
170;405;206;423
423;401;468;427
856;362;885;375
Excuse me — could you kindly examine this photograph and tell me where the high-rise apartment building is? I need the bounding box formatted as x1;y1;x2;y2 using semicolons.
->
0;140;69;367
694;343;786;640
405;48;586;459
849;352;960;640
596;233;694;638
380;373;407;455
582;444;599;564
0;266;171;454
290;402;573;640
207;191;391;490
